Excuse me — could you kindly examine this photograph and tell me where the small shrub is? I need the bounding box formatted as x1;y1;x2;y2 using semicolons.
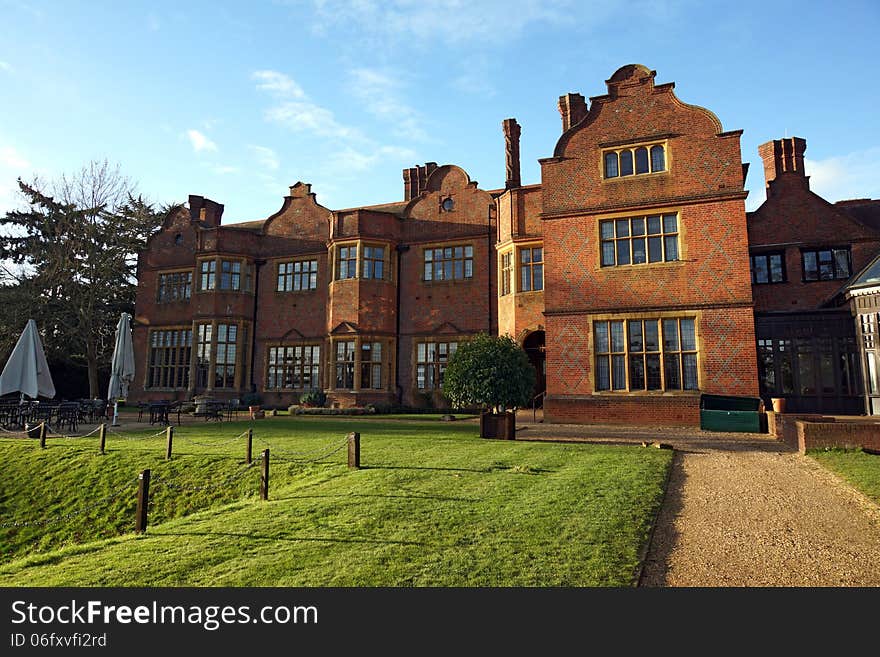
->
299;388;327;408
242;392;263;407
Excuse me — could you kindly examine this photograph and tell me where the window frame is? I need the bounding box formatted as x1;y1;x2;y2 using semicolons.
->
361;244;387;280
266;344;321;390
599;213;680;268
196;257;253;293
422;243;474;283
331;240;392;282
593;316;699;393
519;245;544;292
277;258;319;292
603;141;667;180
500;250;513;296
415;340;459;391
800;247;852;282
749;251;787;285
329;337;393;391
193;320;249;390
157;270;193;303
145;327;193;390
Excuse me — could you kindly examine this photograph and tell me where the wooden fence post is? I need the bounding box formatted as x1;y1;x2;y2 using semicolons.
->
135;469;151;534
99;423;106;455
39;422;46;449
246;428;253;464
348;432;360;469
165;425;174;460
260;448;270;501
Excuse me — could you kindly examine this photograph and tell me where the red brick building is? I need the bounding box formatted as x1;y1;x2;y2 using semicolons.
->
130;64;880;422
748;138;880;414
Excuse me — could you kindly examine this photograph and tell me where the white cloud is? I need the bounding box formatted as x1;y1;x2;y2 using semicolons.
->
186;129;217;153
0;61;12;73
0;145;30;169
253;70;362;141
264;101;361;141
805;147;880;203
349;67;427;141
249;145;280;171
324;144;417;174
252;70;306;99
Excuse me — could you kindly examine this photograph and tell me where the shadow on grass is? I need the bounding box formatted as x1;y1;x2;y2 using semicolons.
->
360;463;490;474
151;529;425;547
272;491;480;503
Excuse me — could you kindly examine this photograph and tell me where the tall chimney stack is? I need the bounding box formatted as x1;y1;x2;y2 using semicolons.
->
558;93;587;132
402;162;438;200
758;137;808;198
502;118;521;190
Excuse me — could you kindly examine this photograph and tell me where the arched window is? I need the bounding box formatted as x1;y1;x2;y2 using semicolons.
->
619;150;633;176
604;152;619;178
635;147;649;174
651;145;665;172
603;143;668;179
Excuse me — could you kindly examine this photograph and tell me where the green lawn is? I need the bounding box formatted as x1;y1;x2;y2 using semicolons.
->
809;447;880;505
0;416;671;586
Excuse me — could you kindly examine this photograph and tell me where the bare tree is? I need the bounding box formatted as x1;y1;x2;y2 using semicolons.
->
1;161;169;398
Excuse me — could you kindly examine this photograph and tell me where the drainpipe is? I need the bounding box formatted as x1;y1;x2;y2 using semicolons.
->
488;203;494;335
395;244;409;405
250;259;266;392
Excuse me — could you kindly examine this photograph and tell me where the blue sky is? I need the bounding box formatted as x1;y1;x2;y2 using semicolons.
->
1;0;878;222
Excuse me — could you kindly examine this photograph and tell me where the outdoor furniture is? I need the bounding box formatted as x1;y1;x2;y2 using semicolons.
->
225;399;241;420
167;401;184;425
149;402;170;425
57;402;79;433
30;403;56;426
193;399;224;421
0;403;22;429
137;402;149;422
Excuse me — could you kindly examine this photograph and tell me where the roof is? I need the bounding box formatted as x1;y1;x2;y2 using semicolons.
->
845;251;880;292
223;219;265;232
836;198;880;233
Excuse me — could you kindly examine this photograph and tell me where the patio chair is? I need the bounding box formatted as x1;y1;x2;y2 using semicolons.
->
57;402;79;433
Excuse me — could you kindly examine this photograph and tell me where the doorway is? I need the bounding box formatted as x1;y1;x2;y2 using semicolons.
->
522;330;546;406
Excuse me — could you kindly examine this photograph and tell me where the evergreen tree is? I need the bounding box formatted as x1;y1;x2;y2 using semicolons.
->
0;162;171;397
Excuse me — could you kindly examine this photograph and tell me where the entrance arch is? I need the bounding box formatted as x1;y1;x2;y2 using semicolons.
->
522;330;546;406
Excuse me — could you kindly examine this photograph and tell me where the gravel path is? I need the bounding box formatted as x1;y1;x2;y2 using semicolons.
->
515;415;880;587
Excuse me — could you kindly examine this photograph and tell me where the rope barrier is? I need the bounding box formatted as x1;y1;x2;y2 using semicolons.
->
0;477;139;529
175;430;249;448
0;426;30;437
255;437;349;463
40;424;103;440
151;460;260;493
107;427;169;440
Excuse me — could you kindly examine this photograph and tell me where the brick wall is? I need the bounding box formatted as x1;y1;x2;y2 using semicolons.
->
539;64;756;425
748;162;880;313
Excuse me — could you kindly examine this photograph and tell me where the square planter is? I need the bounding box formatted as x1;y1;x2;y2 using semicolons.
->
480;411;515;440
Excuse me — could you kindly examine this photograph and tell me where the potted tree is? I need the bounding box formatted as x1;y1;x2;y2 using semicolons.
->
442;333;536;439
242;392;263;417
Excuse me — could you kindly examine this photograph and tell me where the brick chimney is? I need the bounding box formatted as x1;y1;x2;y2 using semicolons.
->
403;162;438;200
758;137;808;197
558;93;587;132
502;118;521;190
188;195;224;227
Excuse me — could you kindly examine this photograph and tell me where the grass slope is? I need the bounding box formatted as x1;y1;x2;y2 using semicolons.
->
809;447;880;505
0;416;671;586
